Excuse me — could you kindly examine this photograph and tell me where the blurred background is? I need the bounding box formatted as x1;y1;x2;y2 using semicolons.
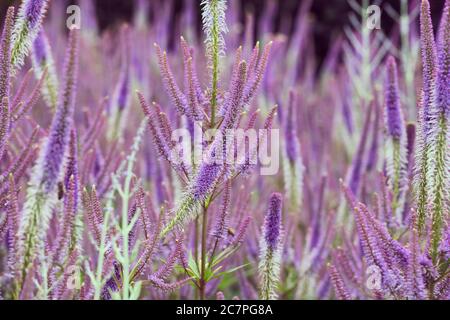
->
0;0;445;68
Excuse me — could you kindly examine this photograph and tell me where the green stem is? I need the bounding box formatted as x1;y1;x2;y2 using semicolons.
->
199;204;208;300
194;217;199;300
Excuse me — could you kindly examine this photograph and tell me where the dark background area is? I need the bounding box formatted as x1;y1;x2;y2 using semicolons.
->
0;0;445;63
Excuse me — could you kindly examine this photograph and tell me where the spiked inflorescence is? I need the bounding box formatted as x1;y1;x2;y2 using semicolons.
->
383;56;408;221
11;0;49;70
259;193;283;300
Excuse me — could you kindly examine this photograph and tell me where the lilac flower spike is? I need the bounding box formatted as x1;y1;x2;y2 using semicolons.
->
384;56;407;220
108;24;132;140
406;211;426;300
11;0;49;70
264;193;282;250
18;29;79;279
0;7;14;161
259;192;283;300
39;29;79;192
31;29;58;108
428;0;449;262
414;0;438;232
328;263;352;300
154;43;187;115
282;90;304;211
0;7;14;102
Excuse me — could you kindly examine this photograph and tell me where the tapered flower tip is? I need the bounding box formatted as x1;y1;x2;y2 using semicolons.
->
22;0;48;29
264;192;283;250
436;0;449;118
385;56;403;138
420;0;437;79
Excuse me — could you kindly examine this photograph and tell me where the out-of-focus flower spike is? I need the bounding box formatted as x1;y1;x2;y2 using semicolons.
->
406;123;416;171
18;29;79;278
11;68;33;109
154;43;186;115
11;0;49;70
222;60;247;130
180;36;206;107
259;193;282;300
347;103;372;195
406;210;427;300
282;90;304;211
233;216;251;247
137;92;186;176
328;263;352;300
108;24;131;141
235;106;277;175
247;41;260;81
263;106;278;130
428;0;449;262
0;127;38;189
0;7;14;102
243;12;254;55
153;102;173;143
39;28;79;192
12;67;46;123
245;109;260;130
242;41;272;107
366;97;380;172
415;0;438;232
138;95;167;151
212;179;230;239
31;29;58;109
185;57;203;121
82;99;107;153
384;56;408;220
219;46;242;117
385;57;406;139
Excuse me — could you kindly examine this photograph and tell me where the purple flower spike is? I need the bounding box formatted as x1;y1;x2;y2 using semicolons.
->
222;60;247;130
385;56;404;139
11;0;49;69
419;0;437;138
264;192;283;250
0;7;14;102
40;29;79;192
328;263;352;300
436;0;449;120
285;90;300;162
406;211;426;300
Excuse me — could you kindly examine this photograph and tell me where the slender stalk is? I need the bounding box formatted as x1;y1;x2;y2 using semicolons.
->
199;203;208;300
194;216;199;300
121;171;132;300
